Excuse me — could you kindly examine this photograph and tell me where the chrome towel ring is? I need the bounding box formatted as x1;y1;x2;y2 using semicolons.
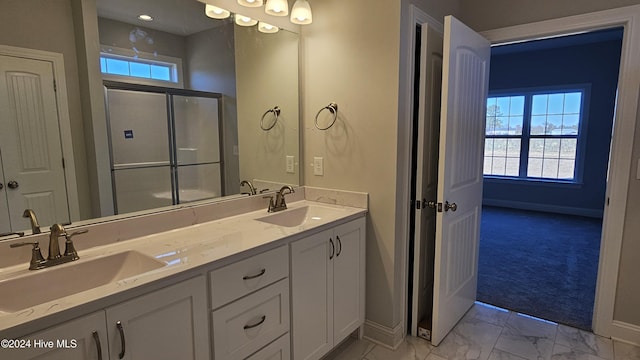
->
315;102;338;130
260;106;281;131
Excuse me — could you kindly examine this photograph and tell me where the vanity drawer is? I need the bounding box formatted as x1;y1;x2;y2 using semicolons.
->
246;333;290;360
212;279;290;360
210;245;288;308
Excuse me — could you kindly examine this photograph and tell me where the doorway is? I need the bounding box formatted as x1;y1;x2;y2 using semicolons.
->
404;5;640;343
477;28;623;330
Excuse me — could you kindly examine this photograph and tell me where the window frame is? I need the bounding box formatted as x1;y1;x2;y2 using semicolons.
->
99;45;184;88
484;85;591;184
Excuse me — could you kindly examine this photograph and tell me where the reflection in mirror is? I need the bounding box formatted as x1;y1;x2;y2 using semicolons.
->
0;0;299;235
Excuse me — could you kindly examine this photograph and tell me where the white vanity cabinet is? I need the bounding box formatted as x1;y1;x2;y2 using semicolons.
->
209;245;290;360
290;217;366;360
0;311;107;360
3;276;208;360
105;275;209;360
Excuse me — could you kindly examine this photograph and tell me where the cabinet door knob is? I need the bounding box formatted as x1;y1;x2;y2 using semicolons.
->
116;321;126;359
336;236;342;257
0;183;3;190
7;180;18;189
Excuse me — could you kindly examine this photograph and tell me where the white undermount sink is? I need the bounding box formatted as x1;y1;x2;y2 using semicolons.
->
255;205;345;227
0;250;165;313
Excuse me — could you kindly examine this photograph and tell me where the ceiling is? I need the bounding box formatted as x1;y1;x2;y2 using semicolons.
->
96;0;224;36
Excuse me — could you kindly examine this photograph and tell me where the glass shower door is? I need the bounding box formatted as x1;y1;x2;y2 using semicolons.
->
172;94;222;203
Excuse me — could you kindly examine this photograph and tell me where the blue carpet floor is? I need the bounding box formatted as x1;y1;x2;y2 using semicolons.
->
477;206;602;330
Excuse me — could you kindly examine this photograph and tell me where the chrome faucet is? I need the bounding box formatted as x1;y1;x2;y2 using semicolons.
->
264;185;295;212
240;180;257;195
9;223;88;270
23;209;41;234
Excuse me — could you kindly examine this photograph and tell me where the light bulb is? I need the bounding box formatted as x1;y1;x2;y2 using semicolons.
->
205;4;230;19
238;0;264;7
265;0;289;16
137;14;153;22
258;22;279;33
235;14;258;26
290;0;312;24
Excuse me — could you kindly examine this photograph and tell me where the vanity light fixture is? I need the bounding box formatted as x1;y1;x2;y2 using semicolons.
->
137;14;154;22
235;14;258;26
290;0;312;24
258;22;279;33
205;4;231;19
265;0;289;16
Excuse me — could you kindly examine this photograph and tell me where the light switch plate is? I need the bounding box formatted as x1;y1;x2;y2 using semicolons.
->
286;155;295;173
313;157;324;176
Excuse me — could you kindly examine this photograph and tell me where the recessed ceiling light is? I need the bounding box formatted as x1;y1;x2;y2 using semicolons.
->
137;14;154;21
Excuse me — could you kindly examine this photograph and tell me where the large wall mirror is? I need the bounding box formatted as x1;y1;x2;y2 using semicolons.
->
0;0;300;235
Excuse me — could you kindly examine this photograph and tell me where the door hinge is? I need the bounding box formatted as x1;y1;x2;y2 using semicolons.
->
62;157;65;169
416;199;421;210
53;79;57;92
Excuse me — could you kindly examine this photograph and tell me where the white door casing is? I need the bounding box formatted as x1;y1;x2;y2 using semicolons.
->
481;5;640;340
0;156;11;234
431;16;490;346
0;55;70;231
410;22;443;337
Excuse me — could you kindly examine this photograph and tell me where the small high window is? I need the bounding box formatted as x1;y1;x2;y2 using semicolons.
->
99;46;183;88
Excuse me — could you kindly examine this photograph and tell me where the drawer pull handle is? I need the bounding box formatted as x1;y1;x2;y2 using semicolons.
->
244;315;266;330
116;321;126;359
336;235;342;257
92;331;103;360
243;268;266;280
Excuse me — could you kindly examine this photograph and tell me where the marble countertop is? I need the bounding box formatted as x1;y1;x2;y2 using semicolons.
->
0;200;366;336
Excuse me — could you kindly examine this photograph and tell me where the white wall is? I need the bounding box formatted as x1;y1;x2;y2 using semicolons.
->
235;26;300;188
300;0;402;333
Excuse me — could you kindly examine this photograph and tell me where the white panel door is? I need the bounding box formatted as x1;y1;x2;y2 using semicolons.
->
431;15;490;346
0;55;70;231
411;22;443;337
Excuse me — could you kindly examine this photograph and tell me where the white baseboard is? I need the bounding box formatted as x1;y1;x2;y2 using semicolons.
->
363;320;404;350
611;320;640;346
483;199;603;218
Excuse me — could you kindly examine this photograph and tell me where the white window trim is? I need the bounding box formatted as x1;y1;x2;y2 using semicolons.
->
100;45;184;88
484;85;591;183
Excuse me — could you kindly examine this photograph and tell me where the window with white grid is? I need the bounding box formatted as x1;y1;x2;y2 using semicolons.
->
484;90;584;181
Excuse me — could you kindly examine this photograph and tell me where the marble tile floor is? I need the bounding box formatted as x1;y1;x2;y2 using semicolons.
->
323;302;640;360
